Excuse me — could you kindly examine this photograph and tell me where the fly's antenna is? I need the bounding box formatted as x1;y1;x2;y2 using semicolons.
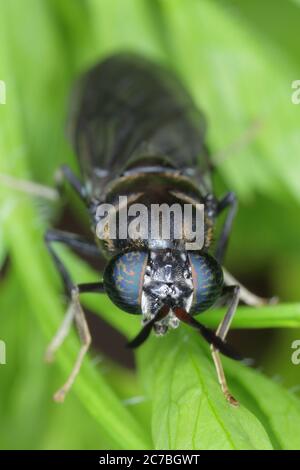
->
127;305;170;349
173;307;242;361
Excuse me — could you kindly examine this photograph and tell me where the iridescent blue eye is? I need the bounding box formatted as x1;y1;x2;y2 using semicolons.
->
103;251;148;314
188;253;223;314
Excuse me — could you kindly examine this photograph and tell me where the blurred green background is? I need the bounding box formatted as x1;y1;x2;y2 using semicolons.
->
1;0;300;450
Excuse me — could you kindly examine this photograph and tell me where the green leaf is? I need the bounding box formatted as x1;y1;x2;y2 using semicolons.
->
152;0;300;203
88;0;163;59
137;327;300;449
137;329;273;450
224;357;300;450
200;304;300;329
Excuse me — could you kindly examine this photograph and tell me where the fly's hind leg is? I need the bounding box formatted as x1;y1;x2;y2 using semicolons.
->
211;285;240;407
47;282;105;403
44;229;105;402
223;268;278;306
52;286;90;403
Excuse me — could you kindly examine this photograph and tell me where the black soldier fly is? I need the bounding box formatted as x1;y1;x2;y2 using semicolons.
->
45;54;267;406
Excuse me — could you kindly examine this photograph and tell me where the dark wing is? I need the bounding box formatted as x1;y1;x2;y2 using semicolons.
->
68;54;211;184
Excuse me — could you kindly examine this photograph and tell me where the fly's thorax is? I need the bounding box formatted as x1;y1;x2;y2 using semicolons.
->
91;171;215;257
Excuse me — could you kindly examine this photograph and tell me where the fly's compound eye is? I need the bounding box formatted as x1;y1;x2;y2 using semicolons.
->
188;253;224;314
103;251;148;314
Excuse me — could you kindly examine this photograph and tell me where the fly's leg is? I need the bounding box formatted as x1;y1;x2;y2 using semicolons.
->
45;228;102;297
172;303;240;405
0;174;59;200
44;280;104;364
211;119;263;166
44;229;104;402
214;192;237;264
215;195;277;304
55;164;89;205
223;268;277;306
52;283;104;403
0;164;88;203
45;229;101;260
210;285;240;407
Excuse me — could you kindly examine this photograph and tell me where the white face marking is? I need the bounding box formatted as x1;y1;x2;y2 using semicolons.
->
141;250;194;331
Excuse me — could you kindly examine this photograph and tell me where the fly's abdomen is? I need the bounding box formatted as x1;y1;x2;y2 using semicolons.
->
68;54;211;196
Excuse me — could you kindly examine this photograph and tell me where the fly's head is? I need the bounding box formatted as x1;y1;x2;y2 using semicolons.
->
103;249;224;336
141;251;193;334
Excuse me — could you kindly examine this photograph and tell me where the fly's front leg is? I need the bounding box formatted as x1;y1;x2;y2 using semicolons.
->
0;164;88;203
223;268;277;306
44;229;104;402
213;193;275;304
215;192;237;264
52;283;104;403
55;164;89;205
44;229;101;295
211;285;240;407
